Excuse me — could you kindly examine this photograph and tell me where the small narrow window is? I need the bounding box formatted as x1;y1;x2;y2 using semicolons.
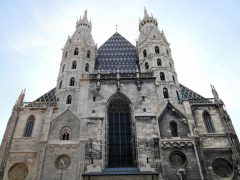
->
147;157;149;163
160;72;165;81
170;121;178;137
74;47;79;55
61;127;71;140
172;75;176;84
142;96;145;102
85;63;89;72
176;91;180;101
143;108;146;112
66;95;72;104
62;64;65;72
91;158;93;164
72;61;77;69
59;80;62;89
87;50;91;58
166;49;169;56
92;110;95;113
143;49;147;58
69;77;75;86
169;62;172;69
146;142;148;147
24;115;35;137
155;46;160;54
145;62;149;70
64;51;68;58
93;96;96;102
163;88;169;98
157;59;161;66
203;111;215;133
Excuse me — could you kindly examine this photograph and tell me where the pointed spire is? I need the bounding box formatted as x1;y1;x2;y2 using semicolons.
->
211;84;219;100
144;7;150;18
83;9;88;20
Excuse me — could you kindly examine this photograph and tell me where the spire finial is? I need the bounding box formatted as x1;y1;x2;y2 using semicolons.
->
83;9;88;20
115;24;118;32
144;7;149;18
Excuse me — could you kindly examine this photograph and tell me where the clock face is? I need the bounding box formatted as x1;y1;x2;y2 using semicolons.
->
55;155;71;170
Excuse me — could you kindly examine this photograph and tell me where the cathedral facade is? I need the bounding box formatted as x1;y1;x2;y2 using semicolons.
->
0;9;240;180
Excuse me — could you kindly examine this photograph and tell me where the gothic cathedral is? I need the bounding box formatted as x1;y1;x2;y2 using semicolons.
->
0;9;240;180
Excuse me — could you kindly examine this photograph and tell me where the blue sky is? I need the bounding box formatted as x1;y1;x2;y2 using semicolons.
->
0;0;240;141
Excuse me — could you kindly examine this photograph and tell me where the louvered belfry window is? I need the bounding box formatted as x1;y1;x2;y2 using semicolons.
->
107;93;135;167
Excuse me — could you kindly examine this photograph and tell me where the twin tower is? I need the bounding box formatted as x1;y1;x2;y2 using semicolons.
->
56;9;180;111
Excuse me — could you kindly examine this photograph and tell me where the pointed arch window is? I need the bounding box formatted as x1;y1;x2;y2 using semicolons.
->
155;46;160;54
107;93;136;167
87;50;91;58
66;95;72;104
72;61;77;69
176;91;180;101
62;64;65;72
24;115;35;137
157;58;162;66
203;111;215;133
145;62;149;70
170;121;178;137
163;88;169;98
143;49;147;58
69;77;75;86
74;47;79;55
60;127;71;140
59;80;62;89
85;63;89;72
160;72;165;81
166;49;169;56
172;75;176;84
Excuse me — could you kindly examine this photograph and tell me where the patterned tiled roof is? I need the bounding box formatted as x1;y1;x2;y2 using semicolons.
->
34;88;56;102
95;32;139;73
179;84;205;100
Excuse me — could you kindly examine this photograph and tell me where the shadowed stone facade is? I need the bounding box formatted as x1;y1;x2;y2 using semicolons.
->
0;8;240;180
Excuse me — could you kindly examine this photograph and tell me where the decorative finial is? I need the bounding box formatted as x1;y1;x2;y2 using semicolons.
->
83;9;88;20
144;7;149;18
115;24;118;32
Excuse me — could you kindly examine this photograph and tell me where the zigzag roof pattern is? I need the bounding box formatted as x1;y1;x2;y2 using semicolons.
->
94;32;139;73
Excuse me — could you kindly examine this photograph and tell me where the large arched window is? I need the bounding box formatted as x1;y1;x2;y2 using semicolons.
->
66;95;72;104
69;77;75;86
24;115;35;137
203;111;215;133
87;50;91;58
155;46;160;54
85;63;89;72
60;127;71;140
72;61;77;69
170;121;178;137
107;93;136;168
143;49;147;58
160;72;165;81
145;62;149;70
163;88;169;98
157;59;162;66
74;47;79;55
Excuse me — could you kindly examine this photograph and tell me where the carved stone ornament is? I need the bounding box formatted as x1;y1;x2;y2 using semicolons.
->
160;140;193;149
55;154;71;170
8;163;28;180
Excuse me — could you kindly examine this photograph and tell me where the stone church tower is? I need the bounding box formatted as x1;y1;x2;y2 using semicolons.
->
0;9;240;180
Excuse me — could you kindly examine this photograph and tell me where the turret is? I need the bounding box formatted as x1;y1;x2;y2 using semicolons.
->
137;8;180;104
55;10;97;111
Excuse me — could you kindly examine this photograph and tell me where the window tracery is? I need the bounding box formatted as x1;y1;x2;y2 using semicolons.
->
203;111;214;133
60;127;71;140
212;158;233;178
24;115;35;137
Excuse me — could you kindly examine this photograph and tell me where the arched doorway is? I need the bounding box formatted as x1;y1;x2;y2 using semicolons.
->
107;93;135;168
